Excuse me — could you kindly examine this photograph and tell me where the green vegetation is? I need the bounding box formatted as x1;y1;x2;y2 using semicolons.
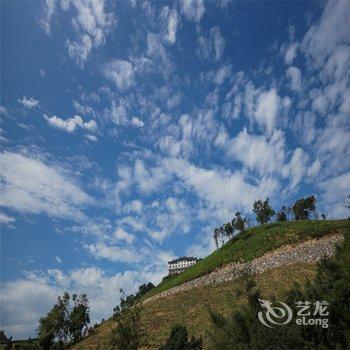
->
38;293;90;349
207;225;350;349
68;219;349;349
69;263;318;349
253;198;275;225
104;290;145;350
119;283;155;310
292;195;317;220
146;219;349;298
159;324;202;350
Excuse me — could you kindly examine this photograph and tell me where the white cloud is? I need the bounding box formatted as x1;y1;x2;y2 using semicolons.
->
292;111;317;145
164;158;279;213
123;199;143;214
62;0;116;67
113;228;135;245
197;26;225;62
282;147;309;190
86;134;98;141
2;260;171;339
146;32;172;74
161;7;179;44
340;88;350;114
114;160;171;207
149;197;193;242
310;90;329;115
131;116;144;127
307;158;321;178
0;106;8;115
284;42;298;65
226;128;286;176
254;88;279;135
39;0;56;34
318;172;350;218
44;114;97;133
0;151;91;219
1;278;61;339
0;212;15;224
67;35;93;67
211;26;225;61
213;65;231;85
302;1;350;67
134;159;170;194
286;66;302;91
18;96;39;109
103;60;135;91
315;115;350;176
180;0;205;23
84;242;141;263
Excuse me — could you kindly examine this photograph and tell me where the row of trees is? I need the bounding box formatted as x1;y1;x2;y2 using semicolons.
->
36;282;154;350
213;195;317;249
37;293;90;349
119;282;155;309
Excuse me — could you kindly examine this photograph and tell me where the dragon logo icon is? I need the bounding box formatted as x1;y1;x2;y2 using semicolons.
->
258;299;293;328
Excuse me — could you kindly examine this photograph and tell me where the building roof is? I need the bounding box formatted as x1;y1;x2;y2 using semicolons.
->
168;256;198;264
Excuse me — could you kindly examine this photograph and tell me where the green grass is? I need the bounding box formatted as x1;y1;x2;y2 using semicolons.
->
70;263;319;350
145;219;350;298
69;219;350;349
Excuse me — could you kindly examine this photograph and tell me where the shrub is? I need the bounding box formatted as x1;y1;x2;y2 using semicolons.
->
105;290;146;350
159;324;202;350
208;242;350;349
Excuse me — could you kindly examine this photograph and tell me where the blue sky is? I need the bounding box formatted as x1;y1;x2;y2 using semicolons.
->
1;0;349;339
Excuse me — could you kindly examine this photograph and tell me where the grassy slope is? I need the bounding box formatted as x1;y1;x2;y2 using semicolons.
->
145;219;349;298
71;263;317;350
70;219;350;350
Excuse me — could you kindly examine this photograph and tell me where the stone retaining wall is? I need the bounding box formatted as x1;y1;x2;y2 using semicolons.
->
144;234;343;304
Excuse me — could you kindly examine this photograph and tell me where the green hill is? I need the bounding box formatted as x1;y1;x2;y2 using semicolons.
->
145;219;349;298
69;219;349;350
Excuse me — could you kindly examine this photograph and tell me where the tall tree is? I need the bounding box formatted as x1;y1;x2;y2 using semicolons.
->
344;194;350;208
276;206;290;222
106;289;145;350
69;294;90;342
37;293;90;348
252;198;275;225
232;212;247;233
224;222;234;239
38;293;70;349
213;228;220;250
292;195;317;220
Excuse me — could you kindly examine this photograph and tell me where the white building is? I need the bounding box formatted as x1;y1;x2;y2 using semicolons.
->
168;256;199;275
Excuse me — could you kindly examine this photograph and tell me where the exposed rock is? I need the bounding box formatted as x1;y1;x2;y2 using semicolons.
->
144;234;343;304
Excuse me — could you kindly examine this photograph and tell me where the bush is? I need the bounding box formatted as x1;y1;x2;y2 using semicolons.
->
208;241;350;349
159;324;202;350
105;290;146;350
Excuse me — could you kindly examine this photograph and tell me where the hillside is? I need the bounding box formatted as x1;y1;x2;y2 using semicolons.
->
70;219;350;350
145;219;349;298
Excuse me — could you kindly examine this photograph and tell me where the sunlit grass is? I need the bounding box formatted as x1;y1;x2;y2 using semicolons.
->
144;219;350;298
